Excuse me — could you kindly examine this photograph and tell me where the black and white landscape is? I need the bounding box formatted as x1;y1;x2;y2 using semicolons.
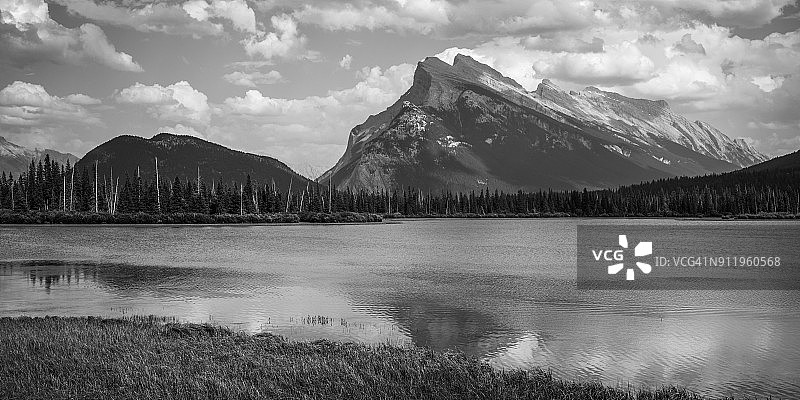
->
1;0;799;399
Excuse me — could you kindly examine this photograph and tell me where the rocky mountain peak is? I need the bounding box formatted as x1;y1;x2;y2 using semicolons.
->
323;53;770;191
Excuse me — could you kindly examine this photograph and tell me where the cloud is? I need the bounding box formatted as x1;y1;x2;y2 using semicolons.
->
156;123;204;138
0;0;48;29
629;60;721;101
641;0;795;28
751;75;786;92
533;42;656;85
670;33;706;55
0;81;102;153
0;81;98;125
435;38;655;88
443;0;608;36
742;131;800;157
65;93;101;105
524;35;604;53
339;54;352;70
225;60;275;69
222;63;415;116
78;24;144;72
242;14;319;61
52;0;256;37
223;70;284;86
182;0;257;33
212;62;416;172
293;0;450;34
0;0;143;72
116;81;210;126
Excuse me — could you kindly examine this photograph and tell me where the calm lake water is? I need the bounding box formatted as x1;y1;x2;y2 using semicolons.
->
1;219;799;398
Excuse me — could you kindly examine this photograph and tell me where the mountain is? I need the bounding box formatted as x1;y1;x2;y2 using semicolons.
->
0;136;79;176
76;133;312;190
743;149;800;172
322;54;767;191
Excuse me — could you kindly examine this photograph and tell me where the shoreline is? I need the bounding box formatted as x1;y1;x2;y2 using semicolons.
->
0;316;716;400
0;209;798;225
0;210;383;224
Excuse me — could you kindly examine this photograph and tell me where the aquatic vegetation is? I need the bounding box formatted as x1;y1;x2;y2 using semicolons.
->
0;316;718;400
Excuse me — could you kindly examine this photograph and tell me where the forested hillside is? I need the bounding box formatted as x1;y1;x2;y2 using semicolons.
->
1;150;798;217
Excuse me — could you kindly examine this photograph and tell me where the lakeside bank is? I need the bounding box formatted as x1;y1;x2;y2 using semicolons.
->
0;316;717;400
0;210;382;224
1;209;798;225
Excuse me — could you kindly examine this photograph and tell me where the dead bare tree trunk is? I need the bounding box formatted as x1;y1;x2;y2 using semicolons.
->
285;177;292;213
94;161;98;213
155;157;161;213
300;183;309;212
70;167;74;211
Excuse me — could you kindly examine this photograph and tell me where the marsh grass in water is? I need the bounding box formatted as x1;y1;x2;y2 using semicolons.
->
0;316;721;400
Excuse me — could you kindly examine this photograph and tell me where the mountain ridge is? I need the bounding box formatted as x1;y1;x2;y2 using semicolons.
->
322;54;767;191
0;136;79;176
75;133;312;190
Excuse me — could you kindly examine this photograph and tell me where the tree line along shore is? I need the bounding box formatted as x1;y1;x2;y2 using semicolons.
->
0;316;718;400
0;155;798;220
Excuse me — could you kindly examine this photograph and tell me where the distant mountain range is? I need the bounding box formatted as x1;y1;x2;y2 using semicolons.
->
75;133;312;189
321;54;767;191
0;137;79;176
0;54;779;193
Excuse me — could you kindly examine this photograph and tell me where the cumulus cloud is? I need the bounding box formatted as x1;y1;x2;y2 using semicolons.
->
0;81;102;152
226;60;275;69
0;0;143;71
751;75;786;92
223;70;284;86
156;123;205;138
267;0;793;35
293;0;450;34
210;63;416;172
182;0;256;33
52;0;257;37
0;0;48;28
116;81;210;125
242;14;319;61
642;0;794;28
65;93;102;105
222;63;415;116
670;33;706;56
435;38;655;89
445;0;609;36
533;42;655;85
0;81;99;125
339;54;352;70
524;35;604;53
630;60;721;101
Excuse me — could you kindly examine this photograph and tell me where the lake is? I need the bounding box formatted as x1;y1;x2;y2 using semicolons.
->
1;219;799;398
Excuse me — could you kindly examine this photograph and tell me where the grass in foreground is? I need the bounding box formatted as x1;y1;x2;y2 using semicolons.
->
0;316;718;400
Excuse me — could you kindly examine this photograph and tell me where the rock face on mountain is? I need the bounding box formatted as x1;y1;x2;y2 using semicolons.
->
0;136;79;176
322;54;767;191
76;133;311;189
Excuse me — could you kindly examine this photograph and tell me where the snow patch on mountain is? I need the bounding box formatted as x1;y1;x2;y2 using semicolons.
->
603;144;631;157
528;81;767;167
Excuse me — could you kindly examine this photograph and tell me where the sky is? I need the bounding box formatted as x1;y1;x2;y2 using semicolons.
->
1;0;799;176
